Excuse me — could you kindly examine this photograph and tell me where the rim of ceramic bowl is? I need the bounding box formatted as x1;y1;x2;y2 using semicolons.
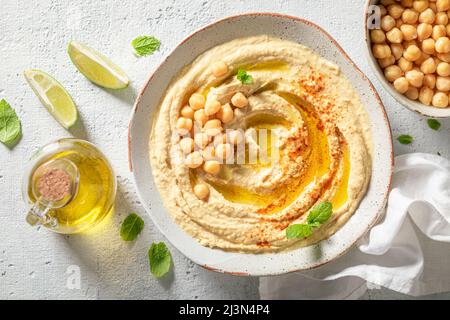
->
128;12;394;276
364;0;450;118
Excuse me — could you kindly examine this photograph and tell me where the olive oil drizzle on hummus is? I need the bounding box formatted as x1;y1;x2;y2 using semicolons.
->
189;89;350;215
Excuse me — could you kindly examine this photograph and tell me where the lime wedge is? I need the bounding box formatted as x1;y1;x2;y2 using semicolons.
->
24;69;78;129
68;41;129;89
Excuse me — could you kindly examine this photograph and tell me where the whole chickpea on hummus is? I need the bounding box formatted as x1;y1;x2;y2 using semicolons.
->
371;0;450;108
150;36;372;253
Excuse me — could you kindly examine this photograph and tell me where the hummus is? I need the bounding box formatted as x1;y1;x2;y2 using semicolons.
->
150;35;372;253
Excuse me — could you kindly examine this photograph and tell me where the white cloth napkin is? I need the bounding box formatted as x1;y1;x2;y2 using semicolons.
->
259;153;450;299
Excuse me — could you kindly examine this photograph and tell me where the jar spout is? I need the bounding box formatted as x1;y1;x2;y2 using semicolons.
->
25;202;58;228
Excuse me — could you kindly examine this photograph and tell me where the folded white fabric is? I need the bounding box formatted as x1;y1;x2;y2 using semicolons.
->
259;153;450;299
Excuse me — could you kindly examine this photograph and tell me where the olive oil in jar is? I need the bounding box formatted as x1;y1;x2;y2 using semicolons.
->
23;138;116;234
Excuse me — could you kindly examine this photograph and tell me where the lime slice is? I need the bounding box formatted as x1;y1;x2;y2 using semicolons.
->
24;69;78;129
68;41;129;89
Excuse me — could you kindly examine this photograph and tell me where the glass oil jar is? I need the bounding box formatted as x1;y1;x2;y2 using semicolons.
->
22;138;116;234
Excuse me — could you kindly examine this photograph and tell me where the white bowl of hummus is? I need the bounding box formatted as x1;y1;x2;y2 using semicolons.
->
129;13;393;275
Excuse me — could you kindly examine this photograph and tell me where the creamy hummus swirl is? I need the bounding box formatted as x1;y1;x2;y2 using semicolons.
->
150;35;372;253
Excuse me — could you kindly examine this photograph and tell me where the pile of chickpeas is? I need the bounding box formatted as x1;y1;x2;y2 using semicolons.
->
176;61;247;200
371;0;450;108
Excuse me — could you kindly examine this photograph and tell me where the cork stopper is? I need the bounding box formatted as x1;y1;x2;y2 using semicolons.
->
37;168;72;202
31;158;79;208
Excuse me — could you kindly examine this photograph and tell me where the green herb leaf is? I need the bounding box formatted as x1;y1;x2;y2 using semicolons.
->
309;221;322;228
286;202;333;239
131;36;160;56
120;213;144;241
286;224;313;239
0;99;21;146
397;134;413;145
148;242;172;278
307;201;333;225
427;119;441;131
236;69;253;84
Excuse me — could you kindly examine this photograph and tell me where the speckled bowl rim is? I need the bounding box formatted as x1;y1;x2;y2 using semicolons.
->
364;0;450;118
128;12;394;276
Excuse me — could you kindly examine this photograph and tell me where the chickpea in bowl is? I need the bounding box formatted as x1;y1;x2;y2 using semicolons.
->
365;0;450;117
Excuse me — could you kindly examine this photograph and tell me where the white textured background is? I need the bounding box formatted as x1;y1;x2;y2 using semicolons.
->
1;0;449;300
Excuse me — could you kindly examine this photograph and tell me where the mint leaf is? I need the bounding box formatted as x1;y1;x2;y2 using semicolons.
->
397;134;413;145
120;213;144;241
0;99;21;146
427;119;441;131
286;202;333;239
307;201;333;225
132;36;160;56
236;69;253;84
286;224;313;239
309;222;322;228
148;242;172;278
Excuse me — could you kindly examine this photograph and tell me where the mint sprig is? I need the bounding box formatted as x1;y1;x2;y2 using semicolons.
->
286;224;313;239
120;213;144;241
0;99;21;147
148;242;172;278
427;119;441;131
236;69;253;84
307;201;332;225
132;36;160;56
286;202;333;239
397;134;413;145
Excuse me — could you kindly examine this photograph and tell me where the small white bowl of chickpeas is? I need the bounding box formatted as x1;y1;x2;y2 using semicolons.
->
365;0;450;117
